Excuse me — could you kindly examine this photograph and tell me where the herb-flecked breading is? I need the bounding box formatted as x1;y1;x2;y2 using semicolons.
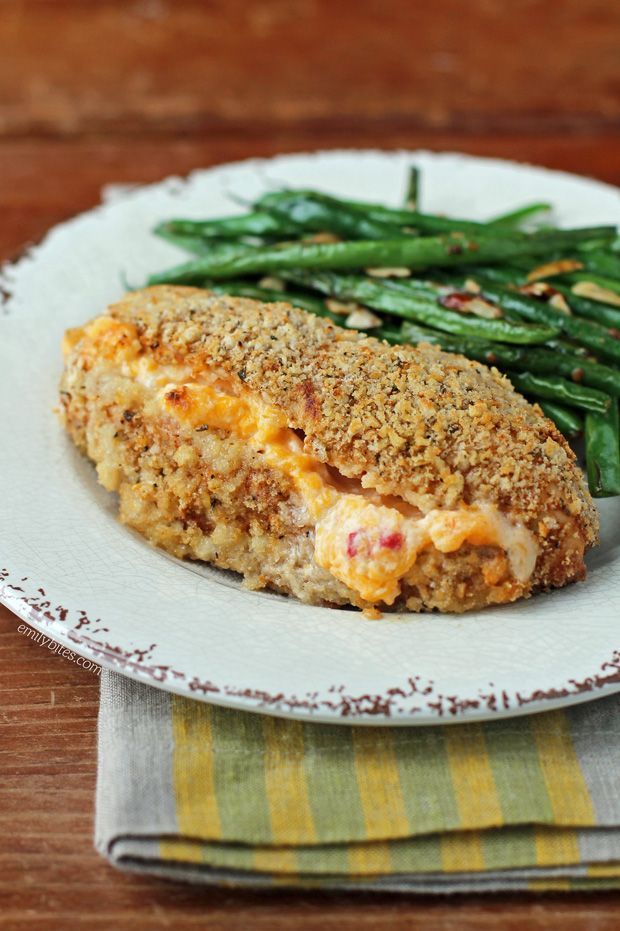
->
111;285;597;529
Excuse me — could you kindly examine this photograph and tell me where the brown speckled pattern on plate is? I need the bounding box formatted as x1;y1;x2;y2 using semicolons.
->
3;565;620;723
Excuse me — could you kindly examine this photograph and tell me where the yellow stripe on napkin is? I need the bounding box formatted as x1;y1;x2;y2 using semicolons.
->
262;716;317;844
253;846;298;875
348;839;393;874
534;825;581;867
170;696;222;839
159;837;206;864
444;724;503;829
351;728;411;837
530;711;595;825
440;829;485;872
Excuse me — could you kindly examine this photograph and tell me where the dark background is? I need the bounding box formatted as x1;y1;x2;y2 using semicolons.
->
2;1;619;928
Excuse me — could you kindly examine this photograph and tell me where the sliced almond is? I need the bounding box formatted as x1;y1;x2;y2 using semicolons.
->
520;282;573;315
572;281;620;308
441;291;502;319
520;281;551;297
464;278;481;294
325;298;361;316
258;275;286;291
549;292;572;315
462;298;502;320
365;267;411;278
526;259;583;282
345;309;382;329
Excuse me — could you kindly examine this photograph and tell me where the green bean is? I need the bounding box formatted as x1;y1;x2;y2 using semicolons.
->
488;202;552;229
404;166;421;210
260;193;405;240
459;265;527;286
580;252;620;280
362;272;588;356
255;189;488;235
506;372;610;414
537;401;584;439
578;237;615;254
153;227;263;257
541;336;594;359
147;227;618;288
585;400;620;497
527;303;620;364
153;228;211;254
281;272;559;344
155;212;300;241
256;190;616;243
256;190;616;242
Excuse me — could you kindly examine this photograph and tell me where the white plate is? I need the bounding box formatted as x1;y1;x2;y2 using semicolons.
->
2;149;620;725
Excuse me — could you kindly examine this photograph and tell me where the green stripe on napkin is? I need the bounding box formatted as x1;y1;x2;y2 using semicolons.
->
96;672;620;891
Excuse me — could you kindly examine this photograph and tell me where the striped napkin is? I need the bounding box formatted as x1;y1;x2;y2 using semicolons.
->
96;669;620;892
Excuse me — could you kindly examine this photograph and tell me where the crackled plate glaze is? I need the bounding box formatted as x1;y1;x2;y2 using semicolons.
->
1;150;620;725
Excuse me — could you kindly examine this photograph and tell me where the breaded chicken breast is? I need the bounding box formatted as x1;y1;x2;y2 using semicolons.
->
60;285;598;614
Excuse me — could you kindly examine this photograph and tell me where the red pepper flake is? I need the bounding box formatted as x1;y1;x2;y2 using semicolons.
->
347;531;361;558
571;368;585;383
379;531;404;551
440;291;471;310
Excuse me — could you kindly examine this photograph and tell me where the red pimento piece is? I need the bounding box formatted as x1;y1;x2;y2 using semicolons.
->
379;531;404;551
440;291;472;311
347;531;361;558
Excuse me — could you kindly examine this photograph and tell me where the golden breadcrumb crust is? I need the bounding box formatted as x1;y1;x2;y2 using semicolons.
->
60;285;599;613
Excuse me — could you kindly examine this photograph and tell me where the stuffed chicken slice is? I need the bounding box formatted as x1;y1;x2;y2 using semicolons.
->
59;286;598;614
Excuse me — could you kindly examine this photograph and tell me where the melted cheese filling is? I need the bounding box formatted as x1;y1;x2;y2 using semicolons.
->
69;317;539;605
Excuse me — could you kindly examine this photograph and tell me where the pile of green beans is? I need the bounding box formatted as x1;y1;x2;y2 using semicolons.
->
147;170;620;497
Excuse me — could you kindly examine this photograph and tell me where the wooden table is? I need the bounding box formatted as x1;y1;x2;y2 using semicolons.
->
1;2;619;927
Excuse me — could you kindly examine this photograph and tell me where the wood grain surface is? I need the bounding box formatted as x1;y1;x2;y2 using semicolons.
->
1;0;618;137
1;0;620;926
